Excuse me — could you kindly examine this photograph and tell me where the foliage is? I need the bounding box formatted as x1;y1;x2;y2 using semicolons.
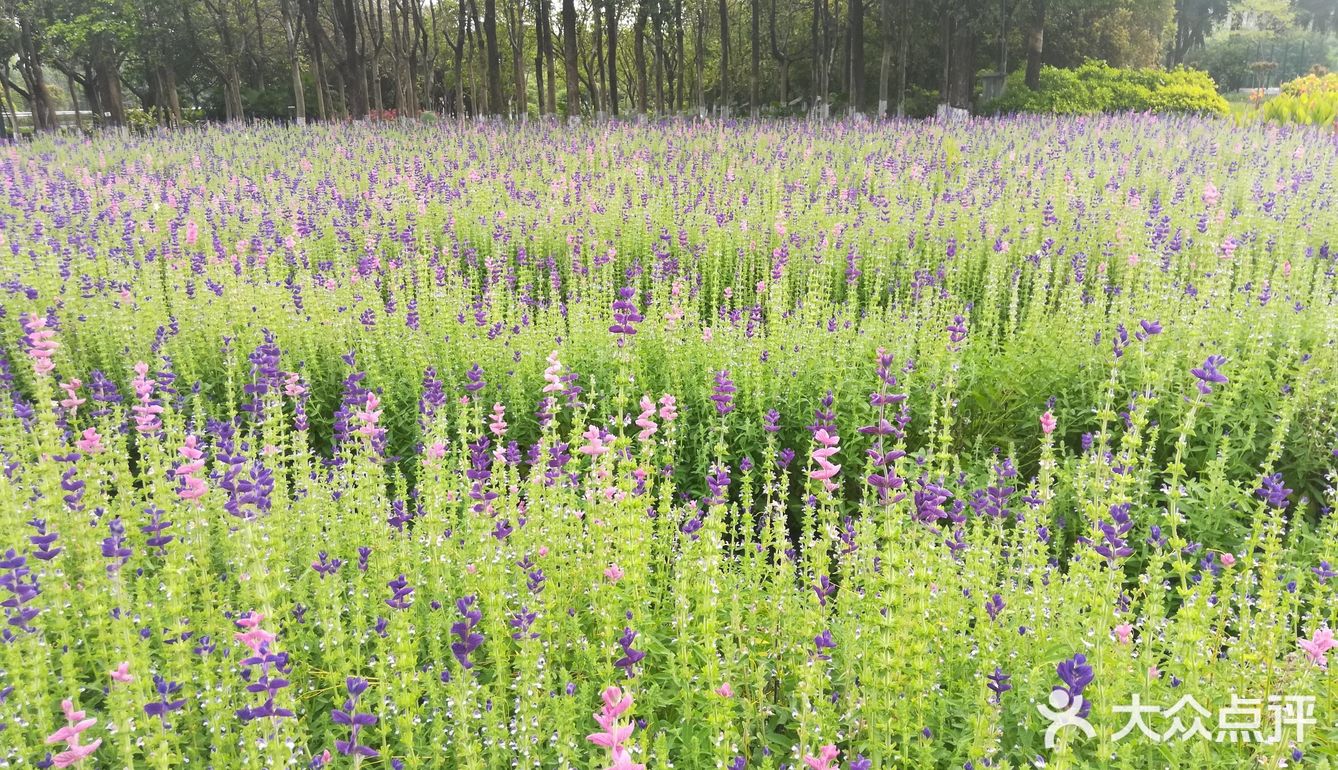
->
1258;72;1338;127
1186;29;1337;91
989;60;1229;115
0;119;1335;769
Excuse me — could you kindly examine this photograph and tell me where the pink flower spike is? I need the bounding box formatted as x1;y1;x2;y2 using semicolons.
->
605;747;646;770
1219;552;1236;567
52;739;102;768
75;428;104;454
1113;623;1133;645
601;686;632;716
803;744;841;770
1299;628;1336;668
110;662;133;683
1040;411;1057;435
715;682;734;698
235;611;265;628
60;700;82;722
604;564;624;582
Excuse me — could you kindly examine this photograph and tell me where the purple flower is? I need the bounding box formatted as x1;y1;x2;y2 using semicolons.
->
711;370;736;415
1191;355;1228;394
333;677;379;758
615;626;645;677
386;575;414;610
100;518;132;575
814;629;836;660
1313;561;1335;584
609;286;644;346
1094;503;1134;563
451;596;484;669
986;667;1012;703
27;519;61;562
464;363;486;394
984;594;1004;622
1054;653;1094;718
814;575;835;606
947;315;969;345
140;506;174;556
143;675;187;728
1255;473;1292;510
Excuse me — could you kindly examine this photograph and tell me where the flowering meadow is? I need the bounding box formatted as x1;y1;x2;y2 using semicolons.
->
1;116;1337;769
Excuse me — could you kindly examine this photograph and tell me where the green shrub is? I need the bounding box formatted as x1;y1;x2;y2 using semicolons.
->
988;60;1228;116
1256;72;1338;128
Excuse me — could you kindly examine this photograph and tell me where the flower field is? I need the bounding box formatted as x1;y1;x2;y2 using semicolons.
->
0;117;1336;769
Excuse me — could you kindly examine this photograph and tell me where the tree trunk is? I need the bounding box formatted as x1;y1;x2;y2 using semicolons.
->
507;0;527;117
653;0;665;112
849;0;864;114
750;0;760;115
16;19;58;131
945;5;976;109
334;0;369;116
896;0;909;115
1024;0;1044;90
694;5;706;115
718;0;730;116
606;0;619;114
877;0;890;117
634;0;649;112
534;0;546;114
562;0;581;118
592;0;606;115
485;0;504;114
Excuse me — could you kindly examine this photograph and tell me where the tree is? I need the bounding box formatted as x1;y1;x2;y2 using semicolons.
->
562;0;579;117
718;0;730;115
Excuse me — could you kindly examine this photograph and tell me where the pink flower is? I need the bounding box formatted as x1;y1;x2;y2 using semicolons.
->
109;662;133;683
75;428;104;454
59;379;85;417
175;435;209;503
22;313;58;377
803;744;840;770
578;426;609;457
235;611;265;628
715;683;734;698
1147;665;1161;680
489;402;508;437
635;396;658;441
355;392;383;438
605;747;646;770
542;351;565;394
809;429;841;492
45;699;101;768
537;546;550;557
658;394;678;422
604;564;624;582
588;685;643;769
235;627;277;653
1299;628;1336;668
130;362;162;434
1202;182;1220;207
283;372;306;398
1040;411;1057;435
1113;623;1133;645
425;441;447;460
1219;552;1236;568
185;220;199;246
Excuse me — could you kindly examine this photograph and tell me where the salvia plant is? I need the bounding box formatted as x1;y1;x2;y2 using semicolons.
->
0;116;1334;769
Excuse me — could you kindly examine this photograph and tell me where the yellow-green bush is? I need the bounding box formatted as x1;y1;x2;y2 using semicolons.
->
989;60;1229;116
1262;73;1338;128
